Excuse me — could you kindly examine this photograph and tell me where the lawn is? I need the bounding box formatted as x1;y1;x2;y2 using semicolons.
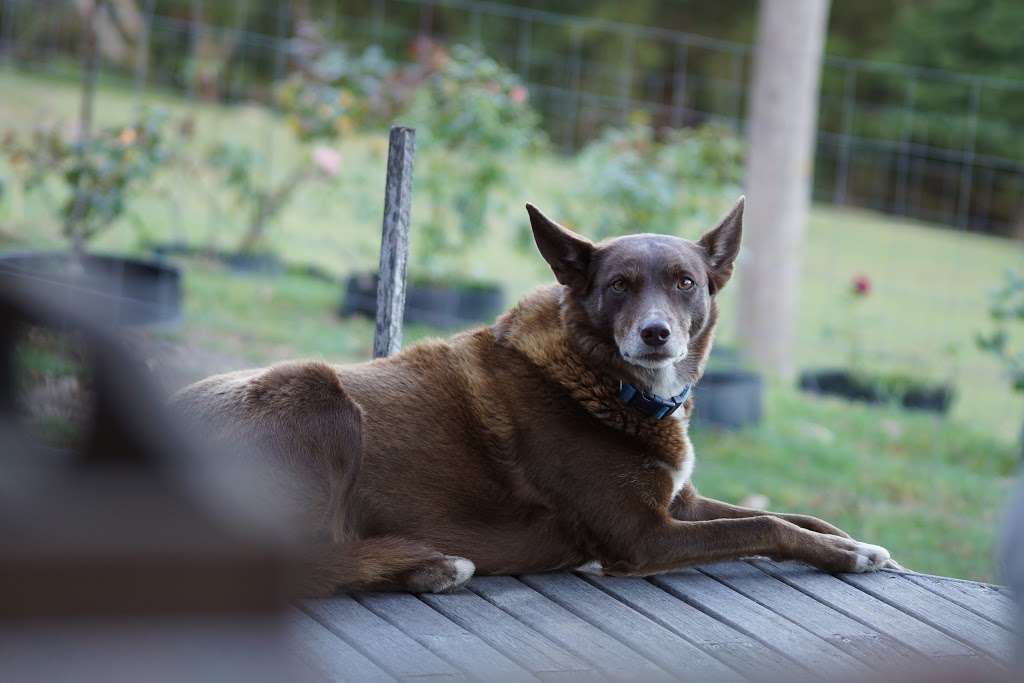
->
3;68;1022;583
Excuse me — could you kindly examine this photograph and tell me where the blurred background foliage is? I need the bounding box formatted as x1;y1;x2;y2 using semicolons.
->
7;0;1024;236
1;0;1022;582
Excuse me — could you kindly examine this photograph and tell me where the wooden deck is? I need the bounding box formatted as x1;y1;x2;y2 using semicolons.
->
290;560;1016;682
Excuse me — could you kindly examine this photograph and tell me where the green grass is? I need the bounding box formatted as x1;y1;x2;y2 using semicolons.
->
3;69;1022;583
691;390;1018;582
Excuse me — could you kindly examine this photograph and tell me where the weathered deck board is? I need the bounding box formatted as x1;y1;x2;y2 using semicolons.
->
470;576;672;682
418;586;599;682
905;573;1016;630
584;573;795;680
353;591;536;681
519;572;739;681
700;560;916;667
752;559;981;659
288;608;396;683
299;595;465;681
293;565;1015;682
841;570;1014;660
650;568;866;674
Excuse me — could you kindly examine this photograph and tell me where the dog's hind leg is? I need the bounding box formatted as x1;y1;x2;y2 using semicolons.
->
297;537;475;596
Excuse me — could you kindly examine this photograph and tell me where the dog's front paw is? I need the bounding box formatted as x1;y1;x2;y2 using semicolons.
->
849;541;891;573
784;513;853;539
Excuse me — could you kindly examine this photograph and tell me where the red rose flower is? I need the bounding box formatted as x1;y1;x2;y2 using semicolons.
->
852;274;871;296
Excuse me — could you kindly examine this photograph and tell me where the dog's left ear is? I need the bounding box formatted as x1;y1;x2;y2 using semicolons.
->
698;196;744;293
526;203;594;289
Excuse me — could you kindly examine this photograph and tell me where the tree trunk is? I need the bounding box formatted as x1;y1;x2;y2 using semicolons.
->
738;0;831;377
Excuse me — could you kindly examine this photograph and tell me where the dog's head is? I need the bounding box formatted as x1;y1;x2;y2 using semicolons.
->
526;199;744;383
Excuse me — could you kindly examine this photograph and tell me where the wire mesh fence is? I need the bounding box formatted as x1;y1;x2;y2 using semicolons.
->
1;0;1022;436
4;0;1024;238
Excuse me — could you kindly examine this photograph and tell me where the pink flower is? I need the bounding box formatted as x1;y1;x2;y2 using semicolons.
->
312;145;342;177
484;79;500;94
509;85;529;104
852;274;871;296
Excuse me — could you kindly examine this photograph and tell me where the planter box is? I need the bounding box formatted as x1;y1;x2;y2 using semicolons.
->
456;283;505;323
340;273;506;329
798;369;954;414
692;369;763;431
0;251;182;327
149;242;285;276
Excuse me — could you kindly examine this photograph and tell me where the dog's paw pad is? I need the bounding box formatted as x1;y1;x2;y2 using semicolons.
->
851;542;891;573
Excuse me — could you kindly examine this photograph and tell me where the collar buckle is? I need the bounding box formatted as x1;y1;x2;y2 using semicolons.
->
618;381;692;420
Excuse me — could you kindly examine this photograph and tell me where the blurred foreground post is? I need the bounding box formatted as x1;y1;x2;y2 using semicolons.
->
0;278;298;682
374;126;416;359
738;0;831;376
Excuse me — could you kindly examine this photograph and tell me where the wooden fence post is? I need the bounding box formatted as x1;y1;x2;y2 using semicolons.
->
373;126;416;359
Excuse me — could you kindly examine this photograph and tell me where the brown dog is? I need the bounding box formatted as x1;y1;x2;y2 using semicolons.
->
173;198;893;595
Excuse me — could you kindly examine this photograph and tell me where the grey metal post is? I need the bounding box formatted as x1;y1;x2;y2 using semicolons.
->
0;0;14;64
134;0;157;107
893;77;916;216
728;50;743;125
469;8;482;50
618;29;636;125
669;38;689;130
372;0;385;42
563;24;582;149
956;81;981;231
186;0;201;101
834;64;857;207
374;126;416;360
516;16;531;80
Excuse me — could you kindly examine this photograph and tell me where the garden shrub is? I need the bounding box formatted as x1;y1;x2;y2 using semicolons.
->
1;110;183;250
404;44;546;281
558;119;744;240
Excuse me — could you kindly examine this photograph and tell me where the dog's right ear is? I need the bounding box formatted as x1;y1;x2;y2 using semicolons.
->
526;203;594;289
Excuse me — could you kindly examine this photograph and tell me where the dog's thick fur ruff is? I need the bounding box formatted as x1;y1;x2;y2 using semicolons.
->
173;200;893;595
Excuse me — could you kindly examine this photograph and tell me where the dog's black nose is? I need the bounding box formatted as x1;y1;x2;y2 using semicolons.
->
640;320;671;347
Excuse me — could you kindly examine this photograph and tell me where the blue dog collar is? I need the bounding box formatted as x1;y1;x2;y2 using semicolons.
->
618;381;692;420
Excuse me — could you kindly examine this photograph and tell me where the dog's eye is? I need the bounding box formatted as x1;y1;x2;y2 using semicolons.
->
610;279;628;293
677;278;695;291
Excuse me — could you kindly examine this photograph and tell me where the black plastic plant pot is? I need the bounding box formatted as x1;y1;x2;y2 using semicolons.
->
221;250;284;275
456;283;505;324
404;283;461;328
692;369;763;430
0;250;182;327
899;385;955;413
799;369;954;415
340;274;504;329
340;273;379;318
798;370;880;403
